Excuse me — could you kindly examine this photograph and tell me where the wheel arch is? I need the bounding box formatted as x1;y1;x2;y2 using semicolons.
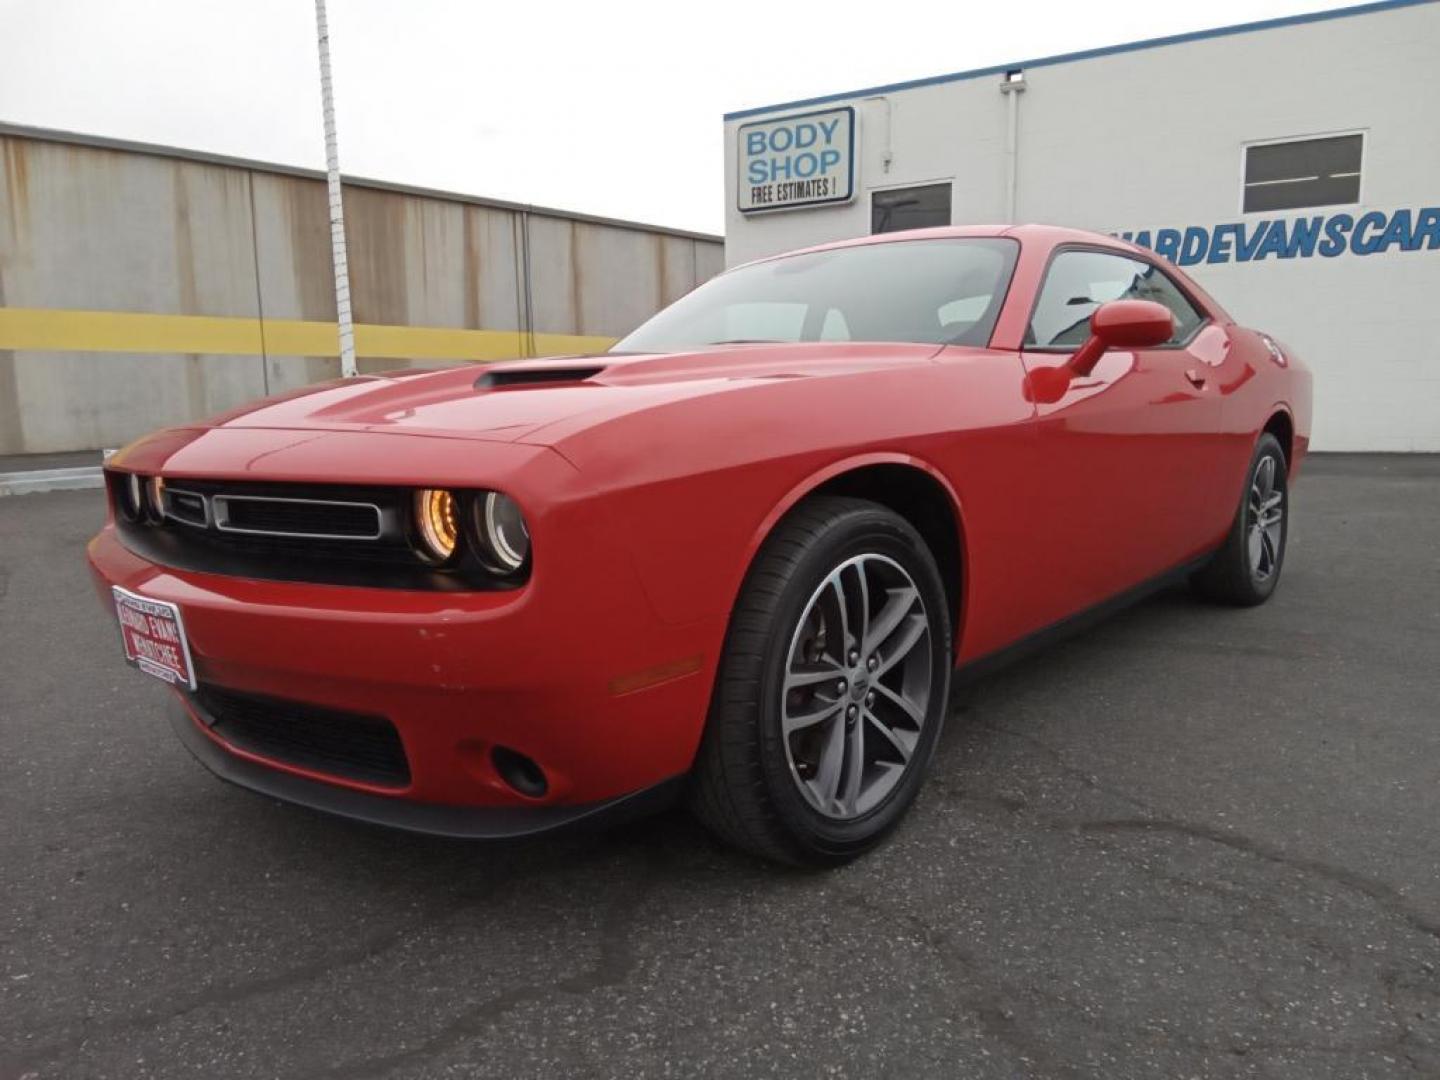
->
1263;407;1295;471
739;453;968;656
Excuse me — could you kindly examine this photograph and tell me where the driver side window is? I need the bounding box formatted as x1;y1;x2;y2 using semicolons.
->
1028;250;1205;349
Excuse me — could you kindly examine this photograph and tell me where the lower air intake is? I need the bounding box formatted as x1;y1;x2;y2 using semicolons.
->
193;684;410;788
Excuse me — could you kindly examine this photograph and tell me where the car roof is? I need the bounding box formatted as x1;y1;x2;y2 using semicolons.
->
731;223;1151;271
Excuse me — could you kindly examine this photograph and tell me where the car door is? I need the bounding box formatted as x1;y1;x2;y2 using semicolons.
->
1018;247;1227;622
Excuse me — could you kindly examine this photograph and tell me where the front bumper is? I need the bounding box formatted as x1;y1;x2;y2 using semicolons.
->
169;693;684;837
88;520;723;818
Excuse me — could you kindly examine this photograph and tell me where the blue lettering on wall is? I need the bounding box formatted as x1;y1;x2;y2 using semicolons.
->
1155;228;1182;262
1351;211;1388;255
1286;217;1322;258
1255;221;1290;261
1207;224;1236;264
1415;208;1440;249
1235;222;1266;262
1177;226;1207;266
1116;209;1438;265
1380;209;1415;252
1319;214;1353;257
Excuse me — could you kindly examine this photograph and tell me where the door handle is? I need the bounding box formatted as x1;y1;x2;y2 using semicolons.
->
1185;369;1208;390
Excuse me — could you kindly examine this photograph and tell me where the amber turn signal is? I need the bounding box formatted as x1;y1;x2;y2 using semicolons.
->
414;488;459;563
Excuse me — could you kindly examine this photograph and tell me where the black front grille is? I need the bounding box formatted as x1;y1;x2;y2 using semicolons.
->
167;489;208;526
193;684;410;788
217;496;380;538
112;475;441;588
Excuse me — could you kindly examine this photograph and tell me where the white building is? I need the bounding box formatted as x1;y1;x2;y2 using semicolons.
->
723;0;1440;452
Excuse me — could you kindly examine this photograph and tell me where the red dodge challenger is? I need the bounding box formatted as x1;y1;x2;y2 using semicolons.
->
90;225;1311;865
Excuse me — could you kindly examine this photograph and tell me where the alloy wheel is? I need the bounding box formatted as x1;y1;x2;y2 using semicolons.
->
780;554;933;820
1247;454;1285;582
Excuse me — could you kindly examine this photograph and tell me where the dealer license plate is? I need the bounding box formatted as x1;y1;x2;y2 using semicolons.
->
112;586;196;690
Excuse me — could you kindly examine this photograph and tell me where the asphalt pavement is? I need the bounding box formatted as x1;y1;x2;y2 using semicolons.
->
2;454;1438;1079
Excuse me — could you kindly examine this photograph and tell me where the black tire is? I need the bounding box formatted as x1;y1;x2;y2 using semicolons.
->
1191;433;1289;606
688;496;952;866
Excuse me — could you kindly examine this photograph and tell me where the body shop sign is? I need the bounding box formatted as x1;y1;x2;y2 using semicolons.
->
738;107;854;213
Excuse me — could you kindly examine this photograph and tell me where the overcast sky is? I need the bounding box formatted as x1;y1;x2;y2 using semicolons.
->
0;0;1359;234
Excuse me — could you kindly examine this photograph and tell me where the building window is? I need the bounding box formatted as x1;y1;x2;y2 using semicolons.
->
1242;134;1362;213
872;183;951;234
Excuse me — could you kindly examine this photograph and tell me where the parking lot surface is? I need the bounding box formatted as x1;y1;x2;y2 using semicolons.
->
2;454;1438;1079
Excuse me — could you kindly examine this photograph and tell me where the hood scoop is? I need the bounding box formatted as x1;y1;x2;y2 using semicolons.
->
475;365;606;390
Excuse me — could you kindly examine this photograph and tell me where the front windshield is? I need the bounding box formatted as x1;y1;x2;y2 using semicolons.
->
613;237;1019;353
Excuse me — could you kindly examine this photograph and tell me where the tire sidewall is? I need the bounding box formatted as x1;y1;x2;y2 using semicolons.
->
751;508;951;861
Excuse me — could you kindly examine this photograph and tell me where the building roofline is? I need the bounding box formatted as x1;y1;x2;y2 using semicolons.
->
723;0;1436;121
0;121;722;243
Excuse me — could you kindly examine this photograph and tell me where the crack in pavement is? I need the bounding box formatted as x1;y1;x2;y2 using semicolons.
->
5;869;525;1075
1066;817;1440;943
923;708;1440;1072
949;715;1440;943
308;843;670;1080
831;883;1090;1080
835;881;1437;1074
962;717;1158;817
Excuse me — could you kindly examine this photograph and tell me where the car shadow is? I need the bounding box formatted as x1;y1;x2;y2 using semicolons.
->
199;580;1215;884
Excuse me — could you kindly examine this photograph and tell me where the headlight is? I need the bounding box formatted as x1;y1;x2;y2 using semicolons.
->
116;473;144;521
475;491;530;573
146;476;166;521
414;488;459;563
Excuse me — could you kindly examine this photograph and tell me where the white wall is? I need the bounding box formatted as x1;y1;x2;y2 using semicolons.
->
723;1;1440;451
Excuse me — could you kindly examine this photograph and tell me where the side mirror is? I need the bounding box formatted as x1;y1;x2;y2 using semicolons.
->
1026;299;1175;403
1070;299;1175;376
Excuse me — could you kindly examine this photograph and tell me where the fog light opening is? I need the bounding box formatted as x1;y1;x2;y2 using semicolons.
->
492;746;548;799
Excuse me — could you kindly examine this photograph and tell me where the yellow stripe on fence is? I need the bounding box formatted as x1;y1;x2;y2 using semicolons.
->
0;307;616;361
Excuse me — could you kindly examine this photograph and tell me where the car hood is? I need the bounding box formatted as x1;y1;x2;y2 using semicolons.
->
200;342;947;447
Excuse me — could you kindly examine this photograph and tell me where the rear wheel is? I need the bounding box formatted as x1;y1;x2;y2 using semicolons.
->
689;496;952;866
1192;432;1289;606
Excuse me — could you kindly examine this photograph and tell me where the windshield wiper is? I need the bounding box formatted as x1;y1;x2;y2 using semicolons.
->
704;339;784;345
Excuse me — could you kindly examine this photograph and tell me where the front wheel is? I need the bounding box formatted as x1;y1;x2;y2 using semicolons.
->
1192;432;1289;606
689;496;952;866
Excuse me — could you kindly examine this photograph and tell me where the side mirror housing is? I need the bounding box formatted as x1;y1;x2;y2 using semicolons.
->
1070;299;1175;376
1026;299;1176;404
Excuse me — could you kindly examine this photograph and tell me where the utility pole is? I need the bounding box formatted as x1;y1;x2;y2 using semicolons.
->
314;0;357;377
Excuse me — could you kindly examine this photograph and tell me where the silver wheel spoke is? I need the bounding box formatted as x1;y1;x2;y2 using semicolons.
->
838;719;865;814
851;563;870;656
1259;528;1276;573
784;660;843;694
875;614;927;677
783;699;842;736
874;680;924;725
828;574;851;656
1255;456;1275;498
809;716;847;808
863;586;919;657
865;710;914;762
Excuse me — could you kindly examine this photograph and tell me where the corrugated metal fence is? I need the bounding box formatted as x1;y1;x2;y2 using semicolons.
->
0;125;724;454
